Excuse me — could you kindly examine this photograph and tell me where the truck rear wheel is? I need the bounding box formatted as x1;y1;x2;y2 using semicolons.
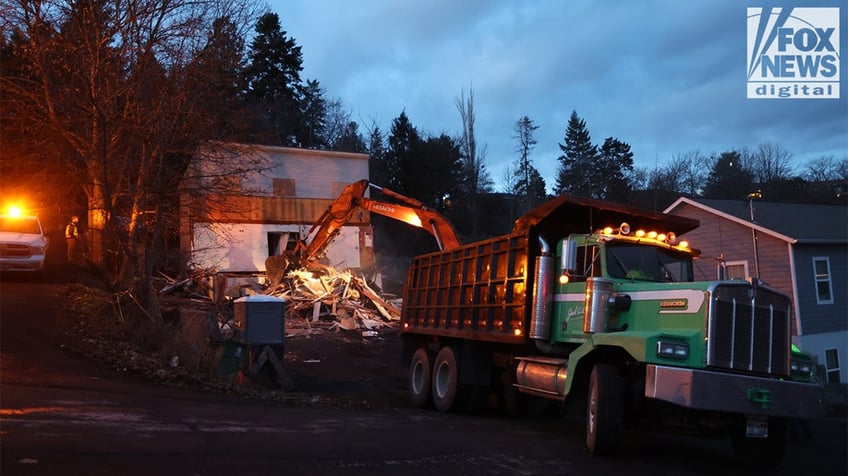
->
432;346;465;412
409;347;432;408
586;364;623;456
731;417;786;469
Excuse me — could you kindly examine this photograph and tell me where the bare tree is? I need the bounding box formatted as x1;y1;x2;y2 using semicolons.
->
805;155;839;182
455;85;492;237
1;0;262;316
675;150;709;196
647;151;709;197
322;98;353;149
745;142;795;184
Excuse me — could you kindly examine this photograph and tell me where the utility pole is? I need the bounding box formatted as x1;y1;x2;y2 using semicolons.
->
747;190;762;281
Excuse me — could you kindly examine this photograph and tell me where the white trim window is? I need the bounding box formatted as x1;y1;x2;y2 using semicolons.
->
825;348;841;384
812;257;834;304
719;260;749;280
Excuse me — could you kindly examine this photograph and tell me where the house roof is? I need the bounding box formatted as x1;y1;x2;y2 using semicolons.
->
664;197;848;244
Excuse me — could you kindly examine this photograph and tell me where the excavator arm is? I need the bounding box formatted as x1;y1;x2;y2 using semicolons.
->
297;179;461;268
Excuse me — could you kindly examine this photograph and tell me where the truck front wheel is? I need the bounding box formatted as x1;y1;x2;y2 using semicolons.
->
409;347;432;408
432;346;466;412
586;364;624;456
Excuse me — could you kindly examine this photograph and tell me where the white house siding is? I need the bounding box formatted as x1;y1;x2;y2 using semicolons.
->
190;222;363;273
182;143;371;274
201;143;369;198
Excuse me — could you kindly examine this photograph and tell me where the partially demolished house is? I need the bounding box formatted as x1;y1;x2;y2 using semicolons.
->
179;142;374;281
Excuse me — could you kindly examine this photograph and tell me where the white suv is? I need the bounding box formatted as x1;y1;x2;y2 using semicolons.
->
0;214;49;275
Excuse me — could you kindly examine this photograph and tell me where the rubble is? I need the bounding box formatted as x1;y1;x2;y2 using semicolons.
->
158;265;402;338
267;267;401;335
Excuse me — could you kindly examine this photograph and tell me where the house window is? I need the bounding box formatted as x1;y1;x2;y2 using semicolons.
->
274;178;296;197
719;260;748;280
825;348;841;384
813;257;834;304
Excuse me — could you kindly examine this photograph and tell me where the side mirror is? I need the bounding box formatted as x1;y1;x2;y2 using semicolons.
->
561;239;578;275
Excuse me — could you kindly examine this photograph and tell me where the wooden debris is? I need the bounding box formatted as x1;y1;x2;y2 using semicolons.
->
154;265;401;337
270;266;401;333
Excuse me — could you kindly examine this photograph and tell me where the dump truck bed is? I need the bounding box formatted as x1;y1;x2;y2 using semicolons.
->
400;232;533;344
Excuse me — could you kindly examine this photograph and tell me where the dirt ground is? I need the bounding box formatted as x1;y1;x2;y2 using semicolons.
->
281;324;409;407
57;269;410;409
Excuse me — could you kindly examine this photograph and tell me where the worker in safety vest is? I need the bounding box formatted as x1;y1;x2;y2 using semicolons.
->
65;215;80;264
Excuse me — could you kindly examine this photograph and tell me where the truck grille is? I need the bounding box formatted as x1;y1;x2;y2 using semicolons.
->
0;244;33;258
706;283;791;377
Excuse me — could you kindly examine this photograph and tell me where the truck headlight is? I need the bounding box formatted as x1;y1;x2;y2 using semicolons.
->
657;340;688;359
790;359;812;374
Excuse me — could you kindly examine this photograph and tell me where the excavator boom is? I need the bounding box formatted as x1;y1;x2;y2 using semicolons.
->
298;179;460;268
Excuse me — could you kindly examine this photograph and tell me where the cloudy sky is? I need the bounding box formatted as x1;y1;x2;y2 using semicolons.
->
269;0;846;193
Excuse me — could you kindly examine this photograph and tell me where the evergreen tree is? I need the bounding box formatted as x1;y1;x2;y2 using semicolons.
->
404;133;463;210
702;151;754;199
367;124;388;185
333;121;367;153
556;111;598;196
385;111;420;190
185;16;248;141
597;137;634;202
299;79;327;148
243;12;305;146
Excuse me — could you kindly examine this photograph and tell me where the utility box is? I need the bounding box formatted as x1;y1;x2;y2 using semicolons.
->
233;295;287;345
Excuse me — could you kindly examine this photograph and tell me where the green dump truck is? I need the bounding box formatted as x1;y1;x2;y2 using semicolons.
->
399;194;823;468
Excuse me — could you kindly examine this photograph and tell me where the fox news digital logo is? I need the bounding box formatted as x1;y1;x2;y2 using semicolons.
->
747;7;840;99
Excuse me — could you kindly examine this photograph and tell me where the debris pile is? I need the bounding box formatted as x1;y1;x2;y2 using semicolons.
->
268;267;401;336
158;266;402;338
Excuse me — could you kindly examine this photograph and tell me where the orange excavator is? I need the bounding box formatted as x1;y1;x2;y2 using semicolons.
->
290;179;461;271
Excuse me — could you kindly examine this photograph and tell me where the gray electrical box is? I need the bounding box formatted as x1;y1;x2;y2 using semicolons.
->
233;295;287;345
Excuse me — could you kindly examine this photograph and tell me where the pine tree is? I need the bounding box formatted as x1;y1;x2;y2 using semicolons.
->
243;13;305;146
186;16;248;140
299;79;327;148
367;125;388;185
597;137;634;202
702;151;754;199
385;111;420;190
556;111;598;196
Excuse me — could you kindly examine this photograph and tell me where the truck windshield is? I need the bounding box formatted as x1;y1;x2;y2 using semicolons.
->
606;243;693;282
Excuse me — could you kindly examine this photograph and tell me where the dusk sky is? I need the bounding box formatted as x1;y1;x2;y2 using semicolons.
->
269;0;847;193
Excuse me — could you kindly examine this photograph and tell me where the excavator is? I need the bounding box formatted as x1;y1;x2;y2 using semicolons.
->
267;179;461;280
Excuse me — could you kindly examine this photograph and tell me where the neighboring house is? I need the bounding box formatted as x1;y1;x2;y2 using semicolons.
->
665;197;847;384
180;142;373;276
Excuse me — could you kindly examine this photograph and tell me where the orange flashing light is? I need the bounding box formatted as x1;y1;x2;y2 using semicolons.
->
7;205;23;217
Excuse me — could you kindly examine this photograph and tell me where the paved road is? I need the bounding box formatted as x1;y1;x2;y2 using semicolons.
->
1;277;845;475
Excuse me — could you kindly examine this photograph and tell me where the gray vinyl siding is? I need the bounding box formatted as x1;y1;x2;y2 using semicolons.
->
795;244;848;334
